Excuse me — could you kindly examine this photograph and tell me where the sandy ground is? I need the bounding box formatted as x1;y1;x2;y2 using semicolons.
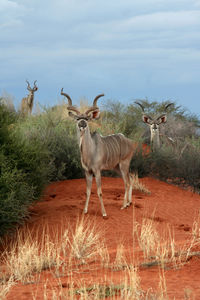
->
3;176;200;299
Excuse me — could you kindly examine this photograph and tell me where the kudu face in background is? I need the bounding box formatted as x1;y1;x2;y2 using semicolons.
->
135;102;173;151
61;88;135;217
20;80;38;116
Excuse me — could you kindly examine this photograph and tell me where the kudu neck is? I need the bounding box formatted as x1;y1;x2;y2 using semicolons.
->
78;125;94;152
150;127;160;150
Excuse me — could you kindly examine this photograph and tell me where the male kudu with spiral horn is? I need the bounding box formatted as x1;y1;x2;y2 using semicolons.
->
21;80;38;116
61;89;135;217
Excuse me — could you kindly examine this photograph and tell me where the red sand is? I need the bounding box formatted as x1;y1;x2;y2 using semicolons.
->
4;177;200;299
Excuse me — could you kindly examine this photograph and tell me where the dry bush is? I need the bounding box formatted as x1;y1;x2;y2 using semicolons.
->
135;212;200;271
135;217;160;261
113;244;127;270
3;228;62;283
131;173;151;195
69;216;102;263
121;266;143;300
98;243;110;268
0;276;15;300
163;115;197;139
135;214;180;269
61;228;70;257
191;211;200;244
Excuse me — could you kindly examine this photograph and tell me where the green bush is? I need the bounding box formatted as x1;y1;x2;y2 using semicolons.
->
0;154;35;233
16;108;83;181
0;106;52;235
131;141;200;193
175;142;200;192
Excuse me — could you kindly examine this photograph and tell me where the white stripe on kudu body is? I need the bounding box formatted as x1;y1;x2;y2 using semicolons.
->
61;89;135;217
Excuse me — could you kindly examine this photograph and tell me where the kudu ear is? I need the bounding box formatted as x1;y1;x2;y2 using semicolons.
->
157;114;167;124
142;114;152;124
90;109;100;120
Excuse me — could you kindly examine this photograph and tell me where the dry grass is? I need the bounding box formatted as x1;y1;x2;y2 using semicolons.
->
131;173;151;195
191;210;200;245
33;267;143;300
0;276;15;299
2;228;62;284
136;220;179;269
2;213;200;299
135;215;160;261
113;243;127;270
135;210;200;271
69;216;102;263
98;243;110;268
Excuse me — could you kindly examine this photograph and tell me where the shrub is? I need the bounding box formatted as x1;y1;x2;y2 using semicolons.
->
15;108;83;181
0;106;51;235
175;142;200;192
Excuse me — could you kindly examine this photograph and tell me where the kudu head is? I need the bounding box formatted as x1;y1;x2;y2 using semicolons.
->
135;101;173;130
135;101;173;150
61;88;104;134
26;80;38;95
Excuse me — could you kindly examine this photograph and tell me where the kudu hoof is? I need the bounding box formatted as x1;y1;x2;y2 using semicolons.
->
121;206;127;210
121;203;132;210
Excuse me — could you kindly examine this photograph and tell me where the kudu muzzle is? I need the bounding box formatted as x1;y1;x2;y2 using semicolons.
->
78;119;88;131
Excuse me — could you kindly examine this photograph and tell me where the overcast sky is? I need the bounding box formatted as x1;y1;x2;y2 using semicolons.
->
1;0;200;115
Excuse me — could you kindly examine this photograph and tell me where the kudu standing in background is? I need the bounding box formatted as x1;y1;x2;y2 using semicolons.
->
135;101;173;151
20;80;38;116
61;88;135;217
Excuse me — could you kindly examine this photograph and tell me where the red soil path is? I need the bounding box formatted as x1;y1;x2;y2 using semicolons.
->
4;177;200;299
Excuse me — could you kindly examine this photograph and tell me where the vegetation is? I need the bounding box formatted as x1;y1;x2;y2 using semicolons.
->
0;106;52;235
0;104;82;236
0;96;200;236
1;215;199;299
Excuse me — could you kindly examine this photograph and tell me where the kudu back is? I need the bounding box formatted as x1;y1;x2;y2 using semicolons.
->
61;89;135;217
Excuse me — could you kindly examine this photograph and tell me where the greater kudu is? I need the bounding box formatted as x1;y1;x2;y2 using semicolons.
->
21;80;38;116
61;89;135;217
135;101;173;151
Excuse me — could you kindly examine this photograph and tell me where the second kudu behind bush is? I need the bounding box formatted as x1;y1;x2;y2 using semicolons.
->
61;89;135;217
135;101;173;151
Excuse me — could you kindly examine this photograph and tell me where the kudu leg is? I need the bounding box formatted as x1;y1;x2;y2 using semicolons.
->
84;171;93;214
94;171;107;217
128;174;133;206
119;162;132;209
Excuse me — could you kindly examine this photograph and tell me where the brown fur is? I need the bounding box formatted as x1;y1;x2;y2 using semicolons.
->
20;80;38;116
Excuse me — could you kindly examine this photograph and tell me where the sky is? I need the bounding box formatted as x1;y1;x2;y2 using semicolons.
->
1;0;200;115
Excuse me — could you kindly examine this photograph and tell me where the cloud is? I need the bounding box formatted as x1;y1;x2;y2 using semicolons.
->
120;10;200;31
0;0;28;28
0;0;200;113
